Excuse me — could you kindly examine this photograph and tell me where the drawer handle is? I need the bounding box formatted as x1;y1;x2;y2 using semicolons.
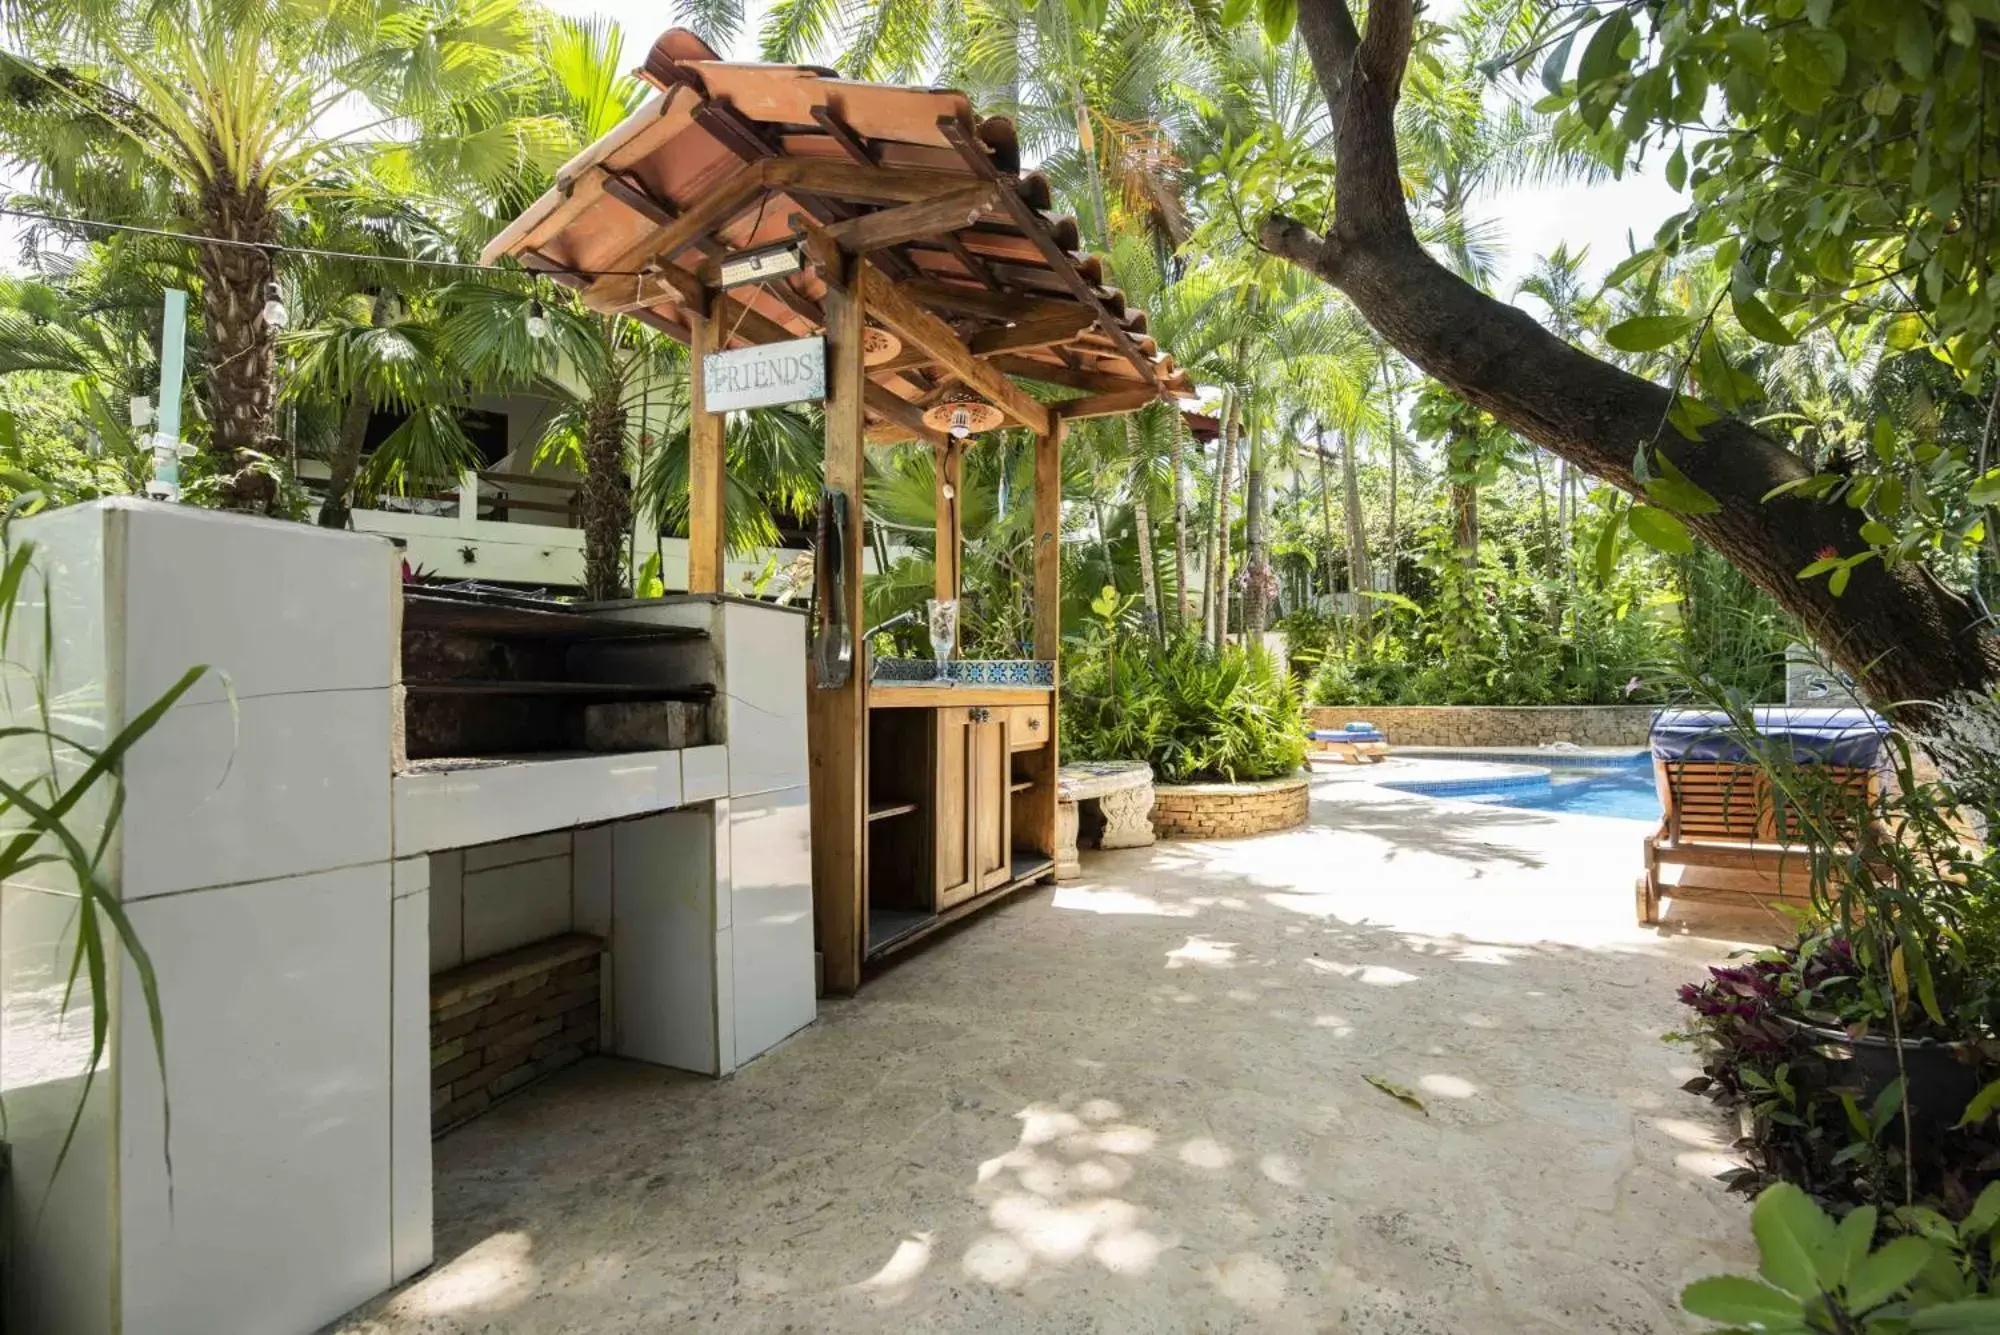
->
1027;716;1041;731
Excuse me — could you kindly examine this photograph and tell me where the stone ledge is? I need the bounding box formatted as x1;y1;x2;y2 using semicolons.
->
431;932;605;1011
1307;705;1656;749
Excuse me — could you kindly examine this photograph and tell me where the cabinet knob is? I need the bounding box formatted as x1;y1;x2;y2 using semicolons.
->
1027;716;1041;731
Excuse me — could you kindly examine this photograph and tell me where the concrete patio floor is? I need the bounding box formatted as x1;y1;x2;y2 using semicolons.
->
333;765;1769;1334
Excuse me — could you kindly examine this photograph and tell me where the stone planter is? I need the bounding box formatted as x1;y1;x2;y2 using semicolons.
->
1152;772;1311;840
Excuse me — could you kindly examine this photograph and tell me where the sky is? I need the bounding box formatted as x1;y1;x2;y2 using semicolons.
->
553;0;1689;298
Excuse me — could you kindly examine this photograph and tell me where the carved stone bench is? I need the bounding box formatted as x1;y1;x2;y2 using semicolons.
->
1055;761;1156;880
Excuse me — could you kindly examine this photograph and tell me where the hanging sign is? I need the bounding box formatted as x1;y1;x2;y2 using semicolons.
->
702;336;825;412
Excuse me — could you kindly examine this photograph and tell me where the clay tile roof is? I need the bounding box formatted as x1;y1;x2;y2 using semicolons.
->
480;28;1192;440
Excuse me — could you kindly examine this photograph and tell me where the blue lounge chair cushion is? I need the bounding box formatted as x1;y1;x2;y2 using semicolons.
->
1312;728;1386;744
1649;707;1888;768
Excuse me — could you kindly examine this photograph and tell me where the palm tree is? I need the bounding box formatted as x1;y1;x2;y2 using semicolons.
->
0;0;551;503
1515;243;1608;558
439;282;678;601
0;261;162;496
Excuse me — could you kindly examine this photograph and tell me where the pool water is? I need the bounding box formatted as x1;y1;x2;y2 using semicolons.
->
1386;757;1662;822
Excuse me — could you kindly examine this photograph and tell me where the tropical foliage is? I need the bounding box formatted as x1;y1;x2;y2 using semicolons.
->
1061;589;1306;782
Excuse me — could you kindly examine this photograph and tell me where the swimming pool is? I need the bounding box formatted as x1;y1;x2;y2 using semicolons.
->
1381;755;1662;822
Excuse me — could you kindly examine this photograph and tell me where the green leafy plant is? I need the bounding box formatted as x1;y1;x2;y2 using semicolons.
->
1062;618;1306;783
1682;1182;1997;1331
0;496;206;1193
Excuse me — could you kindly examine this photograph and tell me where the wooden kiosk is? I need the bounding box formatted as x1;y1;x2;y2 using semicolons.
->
483;28;1191;992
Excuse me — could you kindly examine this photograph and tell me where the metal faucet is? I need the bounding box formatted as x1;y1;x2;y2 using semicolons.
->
864;607;922;641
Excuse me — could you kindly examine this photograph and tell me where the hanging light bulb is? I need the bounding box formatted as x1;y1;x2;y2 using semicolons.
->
524;297;549;340
261;281;289;330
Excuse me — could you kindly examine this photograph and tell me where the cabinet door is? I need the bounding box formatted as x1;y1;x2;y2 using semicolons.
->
934;709;977;909
972;716;1012;891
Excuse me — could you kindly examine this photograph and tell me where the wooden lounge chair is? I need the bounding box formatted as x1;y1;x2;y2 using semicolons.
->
1639;758;1876;925
1309;725;1389;765
1639;707;1886;926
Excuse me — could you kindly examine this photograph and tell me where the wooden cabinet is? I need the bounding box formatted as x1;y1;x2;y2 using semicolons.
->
934;705;1012;909
971;712;1012;891
934;706;975;908
1005;704;1051;749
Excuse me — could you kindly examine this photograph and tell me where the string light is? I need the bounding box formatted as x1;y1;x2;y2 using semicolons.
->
524;294;549;340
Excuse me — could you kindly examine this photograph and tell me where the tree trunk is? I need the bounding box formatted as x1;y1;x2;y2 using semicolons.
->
1341;429;1372;634
198;171;279;510
1170;416;1189;634
318;292;394;531
1243;413;1269;647
579;388;631;602
1264;0;2000;708
1450;478;1478;567
1315;435;1337;606
1092;497;1118;593
1127;416;1163;641
1211;394;1240;650
1531;451;1555;570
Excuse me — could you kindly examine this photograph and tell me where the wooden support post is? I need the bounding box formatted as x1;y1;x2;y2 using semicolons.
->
1026;420;1063;866
1034;421;1064;662
807;270;869;996
686;298;726;593
935;439;963;605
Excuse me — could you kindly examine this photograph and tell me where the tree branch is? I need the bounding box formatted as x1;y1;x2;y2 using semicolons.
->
1294;0;1362;118
1267;0;2000;708
1359;0;1416;102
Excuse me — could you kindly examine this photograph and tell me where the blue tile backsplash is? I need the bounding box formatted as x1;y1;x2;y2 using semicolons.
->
871;658;1054;687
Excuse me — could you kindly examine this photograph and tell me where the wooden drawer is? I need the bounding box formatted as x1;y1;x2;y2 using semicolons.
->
1007;704;1052;749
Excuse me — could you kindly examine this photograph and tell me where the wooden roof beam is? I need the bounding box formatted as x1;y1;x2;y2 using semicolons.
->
598;168;730;261
873;311;1091;379
987;354;1149;396
969;310;1094;358
895;277;1077;324
1053;387;1160;421
937;113;1158;389
938;232;1008;294
809;103;1007;296
820;183;1000;255
694;102;926;285
579;157;772;307
856;260;1049;436
863;383;949;446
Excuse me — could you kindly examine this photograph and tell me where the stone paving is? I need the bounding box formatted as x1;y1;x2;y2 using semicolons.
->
331;765;1763;1334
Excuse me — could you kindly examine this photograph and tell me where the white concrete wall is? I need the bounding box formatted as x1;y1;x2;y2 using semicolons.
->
0;500;419;1335
1;505;818;1334
429;832;576;974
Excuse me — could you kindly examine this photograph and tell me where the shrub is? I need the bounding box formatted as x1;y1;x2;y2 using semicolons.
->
1061;619;1306;784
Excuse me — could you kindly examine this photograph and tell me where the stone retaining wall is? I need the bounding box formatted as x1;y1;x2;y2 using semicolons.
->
1153;773;1310;839
430;932;601;1134
1307;704;1656;748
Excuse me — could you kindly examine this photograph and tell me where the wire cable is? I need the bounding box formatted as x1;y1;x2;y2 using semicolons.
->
0;204;652;278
